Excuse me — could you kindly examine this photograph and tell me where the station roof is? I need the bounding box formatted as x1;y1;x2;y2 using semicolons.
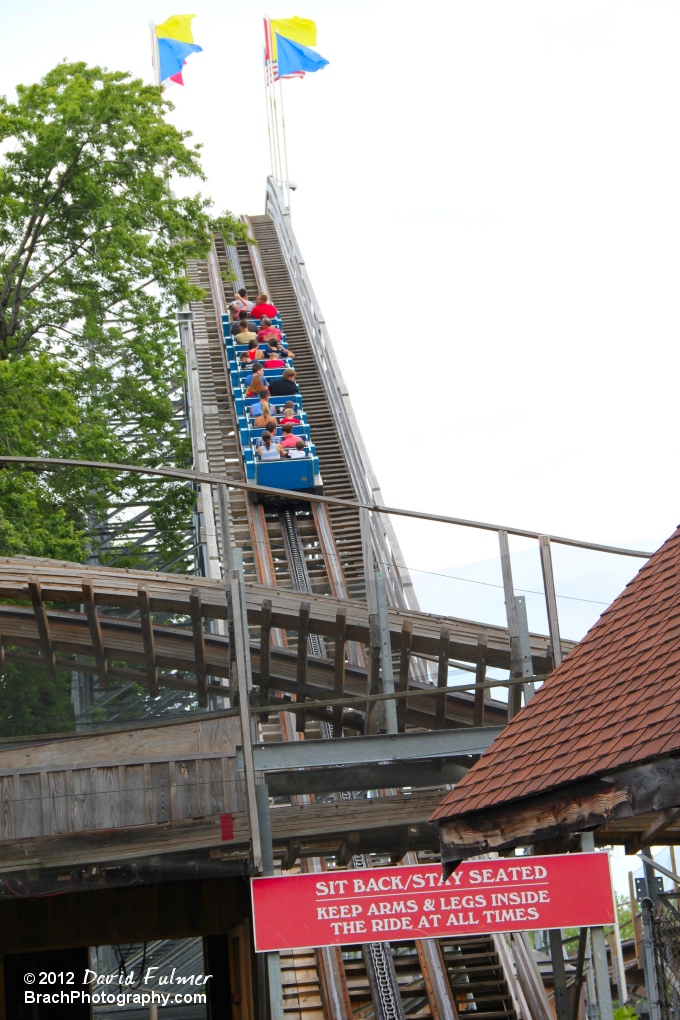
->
430;525;679;823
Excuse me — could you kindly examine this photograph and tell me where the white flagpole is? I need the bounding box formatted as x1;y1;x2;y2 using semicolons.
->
149;22;161;86
262;50;275;179
278;76;291;208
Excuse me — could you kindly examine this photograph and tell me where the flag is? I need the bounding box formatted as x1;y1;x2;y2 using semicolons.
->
268;16;317;59
265;60;305;84
276;34;329;77
155;14;202;87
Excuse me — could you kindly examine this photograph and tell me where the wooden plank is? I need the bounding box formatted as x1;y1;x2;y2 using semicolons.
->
397;620;412;734
82;577;108;686
137;584;159;697
124;765;146;827
0;777;14;842
259;598;273;716
435;627;450;729
27;577;56;677
189;587;208;707
143;763;153;824
473;636;488;728
73;769;93;833
48;771;69;834
151;762;171;823
332;610;347;738
539;536;563;668
19;773;43;839
295;602;310;734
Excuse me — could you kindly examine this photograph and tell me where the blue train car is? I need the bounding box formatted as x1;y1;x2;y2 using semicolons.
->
222;313;323;497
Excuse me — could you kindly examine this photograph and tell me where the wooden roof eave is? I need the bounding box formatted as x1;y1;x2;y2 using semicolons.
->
436;753;680;867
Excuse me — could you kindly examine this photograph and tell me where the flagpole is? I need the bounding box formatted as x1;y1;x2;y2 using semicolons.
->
149;22;161;86
262;51;275;179
271;78;284;186
278;77;291;208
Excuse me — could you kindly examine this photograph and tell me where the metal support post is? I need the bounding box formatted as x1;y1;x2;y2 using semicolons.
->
255;784;285;1020
230;560;262;873
514;595;536;704
538;536;563;668
498;531;523;718
548;929;570;1020
638;846;662;1020
375;571;398;734
581;832;614;1020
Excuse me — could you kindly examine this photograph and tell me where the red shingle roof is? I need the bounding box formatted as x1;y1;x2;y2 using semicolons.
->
430;527;680;822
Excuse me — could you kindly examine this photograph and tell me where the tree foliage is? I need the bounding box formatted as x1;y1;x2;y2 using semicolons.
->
0;61;247;564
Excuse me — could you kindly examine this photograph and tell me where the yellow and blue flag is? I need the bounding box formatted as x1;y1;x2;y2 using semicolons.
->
264;16;328;82
155;14;202;87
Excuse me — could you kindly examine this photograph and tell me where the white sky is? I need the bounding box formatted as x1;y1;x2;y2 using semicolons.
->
2;0;678;587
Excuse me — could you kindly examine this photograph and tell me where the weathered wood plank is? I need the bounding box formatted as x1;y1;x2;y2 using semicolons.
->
332;610;346;738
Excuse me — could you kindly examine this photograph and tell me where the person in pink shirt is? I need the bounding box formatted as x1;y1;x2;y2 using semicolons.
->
280;423;299;449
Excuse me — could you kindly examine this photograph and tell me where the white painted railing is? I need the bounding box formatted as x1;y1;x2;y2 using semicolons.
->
264;178;420;612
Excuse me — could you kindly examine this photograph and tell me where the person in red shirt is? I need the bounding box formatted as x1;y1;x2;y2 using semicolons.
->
264;354;285;369
280;423;299;449
251;294;278;319
280;401;300;425
247;338;264;361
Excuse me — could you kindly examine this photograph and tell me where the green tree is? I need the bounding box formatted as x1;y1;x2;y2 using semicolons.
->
0;60;247;564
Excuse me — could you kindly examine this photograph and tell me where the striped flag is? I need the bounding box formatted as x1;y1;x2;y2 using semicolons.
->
263;19;306;81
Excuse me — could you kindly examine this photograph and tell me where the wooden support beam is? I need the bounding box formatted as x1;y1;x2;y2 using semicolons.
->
624;807;680;855
137;585;159;698
539;536;563;668
82;578;108;687
473;636;487;728
397;620;412;733
27;577;56;678
189;587;208;707
259;599;273;719
295;602;310;733
435;627;450;729
336;831;361;867
332;609;347;738
0;634;5;673
366;616;382;734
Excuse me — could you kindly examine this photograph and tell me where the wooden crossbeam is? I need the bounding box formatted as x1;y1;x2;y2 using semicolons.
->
259;599;272;718
295;602;310;733
397;620;413;733
27;577;57;677
137;585;159;697
624;807;680;855
435;627;450;729
332;609;347;738
473;636;488;728
82;578;108;687
189;587;208;707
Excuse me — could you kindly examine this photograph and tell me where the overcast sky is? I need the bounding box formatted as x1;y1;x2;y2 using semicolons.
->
2;0;678;607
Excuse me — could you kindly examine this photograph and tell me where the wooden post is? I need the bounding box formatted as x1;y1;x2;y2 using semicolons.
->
435;627;450;729
189;587;208;707
295;602;310;733
397;620;412;733
82;578;108;687
259;599;273;719
473;636;487;728
539;535;563;668
332;609;347;738
27;577;57;677
498;532;522;719
360;507;377;614
137;584;159;697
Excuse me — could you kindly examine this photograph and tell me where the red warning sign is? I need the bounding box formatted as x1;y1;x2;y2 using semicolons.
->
251;852;615;952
